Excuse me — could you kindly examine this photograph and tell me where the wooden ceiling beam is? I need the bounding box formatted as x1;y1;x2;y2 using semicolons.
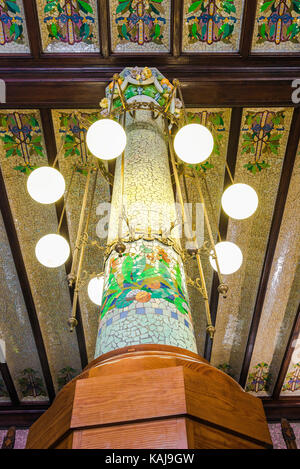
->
272;303;300;401
23;0;42;59
172;0;182;58
99;0;110;58
39;109;88;370
203;108;242;362
0;170;56;402
262;398;300;422
0;364;20;407
0;76;297;108
239;108;300;389
239;0;257;58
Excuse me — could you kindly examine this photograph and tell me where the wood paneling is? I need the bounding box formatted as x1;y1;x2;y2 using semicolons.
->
71;367;187;429
26;345;272;449
73;418;188;449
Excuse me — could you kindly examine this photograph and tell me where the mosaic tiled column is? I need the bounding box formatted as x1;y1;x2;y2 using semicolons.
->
95;108;197;357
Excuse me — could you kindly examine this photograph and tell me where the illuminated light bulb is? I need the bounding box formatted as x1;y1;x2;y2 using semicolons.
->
221;183;258;220
209;241;243;275
86;119;126;160
35;234;70;268
27;167;65;204
88;276;104;306
173;123;214;164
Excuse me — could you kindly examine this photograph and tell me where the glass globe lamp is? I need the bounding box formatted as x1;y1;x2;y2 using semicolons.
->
27;167;65;204
221;183;258;220
87;276;104;306
209;241;243;275
86;119;126;160
173;123;214;164
35;234;70;268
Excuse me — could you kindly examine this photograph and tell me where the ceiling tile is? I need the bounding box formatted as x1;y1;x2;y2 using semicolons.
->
0;0;30;54
36;0;100;53
252;0;300;53
182;0;245;53
109;0;171;53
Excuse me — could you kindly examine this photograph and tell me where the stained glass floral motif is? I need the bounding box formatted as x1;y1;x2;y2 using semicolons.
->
183;0;245;52
110;0;171;52
100;243;190;319
0;0;30;53
0;111;46;174
37;0;100;53
240;109;288;174
252;0;300;52
246;362;271;393
217;363;235;378
282;363;300;392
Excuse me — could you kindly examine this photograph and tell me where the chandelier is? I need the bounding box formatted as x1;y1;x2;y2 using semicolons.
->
25;67;258;340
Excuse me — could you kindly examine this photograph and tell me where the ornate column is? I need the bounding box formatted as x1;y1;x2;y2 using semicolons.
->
26;67;272;450
95;68;197;357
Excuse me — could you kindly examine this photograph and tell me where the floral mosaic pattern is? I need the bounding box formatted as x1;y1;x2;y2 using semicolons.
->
18;368;46;398
217;363;235;378
57;366;77;390
282;363;300;392
0;0;29;53
252;0;300;52
241;109;287;174
183;0;245;52
57;110;99;166
37;0;99;52
101;243;190;319
110;0;171;52
0;111;46;174
246;362;271;393
106;67;175;113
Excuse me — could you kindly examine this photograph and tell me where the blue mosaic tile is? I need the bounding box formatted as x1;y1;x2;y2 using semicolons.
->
106;318;113;327
98;327;102;336
171;312;178;320
120;311;128;319
136;308;146;315
155;308;163;315
184;319;189;328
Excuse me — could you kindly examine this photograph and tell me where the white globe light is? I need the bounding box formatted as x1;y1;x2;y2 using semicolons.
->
86;119;126;160
88;276;104;306
174;123;214;164
35;234;70;268
221;183;258;220
209;241;243;275
27;167;65;204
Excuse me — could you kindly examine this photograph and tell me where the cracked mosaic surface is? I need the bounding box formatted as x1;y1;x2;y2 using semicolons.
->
182;107;231;355
0;211;48;402
246;144;300;396
96;108;196;356
52;109;111;361
210;107;294;386
0;109;82;393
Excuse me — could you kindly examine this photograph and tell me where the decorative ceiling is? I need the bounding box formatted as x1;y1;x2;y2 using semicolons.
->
0;0;299;425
